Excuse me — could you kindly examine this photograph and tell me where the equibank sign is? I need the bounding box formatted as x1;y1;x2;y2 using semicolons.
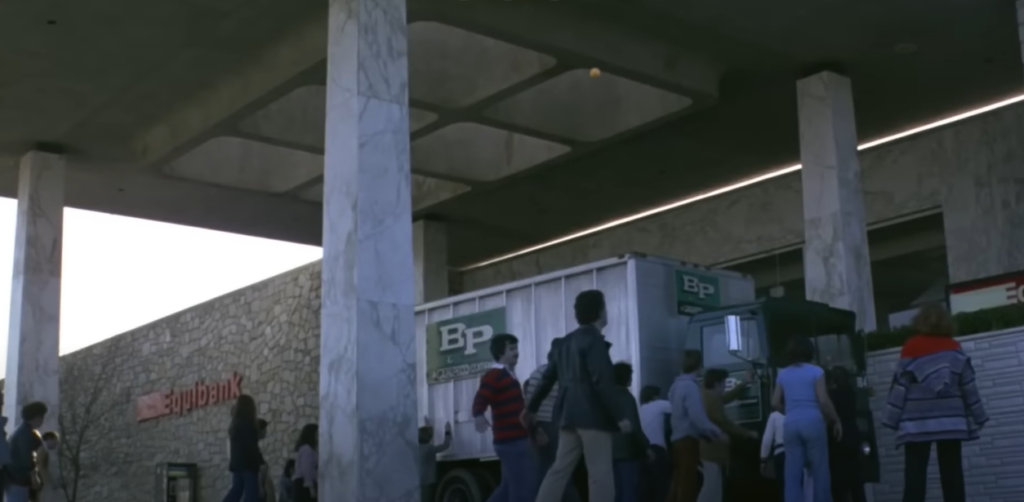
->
948;271;1024;315
135;373;243;422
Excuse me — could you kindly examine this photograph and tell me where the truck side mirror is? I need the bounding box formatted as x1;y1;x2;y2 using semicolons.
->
725;315;744;354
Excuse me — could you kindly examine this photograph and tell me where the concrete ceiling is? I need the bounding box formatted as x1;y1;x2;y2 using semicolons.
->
0;0;1020;267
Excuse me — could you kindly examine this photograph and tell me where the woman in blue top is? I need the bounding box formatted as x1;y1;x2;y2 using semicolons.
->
771;337;842;502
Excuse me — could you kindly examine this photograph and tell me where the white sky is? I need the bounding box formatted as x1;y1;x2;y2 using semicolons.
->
0;198;323;376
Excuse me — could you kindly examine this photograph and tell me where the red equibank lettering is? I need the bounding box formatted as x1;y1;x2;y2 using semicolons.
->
135;372;243;422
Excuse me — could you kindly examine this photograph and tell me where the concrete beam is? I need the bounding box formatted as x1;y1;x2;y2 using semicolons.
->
0;156;322;246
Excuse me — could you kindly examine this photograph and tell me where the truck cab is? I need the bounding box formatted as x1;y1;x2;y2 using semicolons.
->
683;298;880;501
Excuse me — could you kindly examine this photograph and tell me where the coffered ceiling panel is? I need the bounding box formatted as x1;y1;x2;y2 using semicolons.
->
483;69;693;142
412;123;571;182
408;21;557;108
163;136;322;192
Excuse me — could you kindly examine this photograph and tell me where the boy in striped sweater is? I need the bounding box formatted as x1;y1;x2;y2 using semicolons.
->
472;333;538;502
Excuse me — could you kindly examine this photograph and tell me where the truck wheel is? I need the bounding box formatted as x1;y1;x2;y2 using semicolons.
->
473;469;497;495
437;468;486;502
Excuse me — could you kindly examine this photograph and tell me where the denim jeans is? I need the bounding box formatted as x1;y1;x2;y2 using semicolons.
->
612;460;640;502
489;438;538;502
536;422;581;502
783;419;831;502
222;470;261;502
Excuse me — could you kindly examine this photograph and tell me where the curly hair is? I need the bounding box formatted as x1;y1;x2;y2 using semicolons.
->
910;303;955;338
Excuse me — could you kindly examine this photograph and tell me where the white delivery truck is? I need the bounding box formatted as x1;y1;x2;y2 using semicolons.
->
417;253;879;502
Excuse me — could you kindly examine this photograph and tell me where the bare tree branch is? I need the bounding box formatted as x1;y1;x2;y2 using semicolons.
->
58;348;125;502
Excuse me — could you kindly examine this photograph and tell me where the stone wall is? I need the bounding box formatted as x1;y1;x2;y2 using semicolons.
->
58;262;321;502
867;327;1024;502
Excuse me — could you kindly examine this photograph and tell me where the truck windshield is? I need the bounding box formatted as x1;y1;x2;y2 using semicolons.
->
701;319;762;367
811;333;856;371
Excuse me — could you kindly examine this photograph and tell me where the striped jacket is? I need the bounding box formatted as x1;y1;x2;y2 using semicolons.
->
882;341;988;446
524;364;559;423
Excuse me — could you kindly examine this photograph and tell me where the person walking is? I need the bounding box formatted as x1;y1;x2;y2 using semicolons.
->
698;368;759;502
472;333;537;502
419;420;453;502
666;350;723;502
826;367;866;502
292;424;318;502
761;410;816;502
524;363;580;502
610;362;649;502
771;337;842;502
5;402;47;502
522;290;631;502
638;385;671;502
882;303;987;502
222;395;265;502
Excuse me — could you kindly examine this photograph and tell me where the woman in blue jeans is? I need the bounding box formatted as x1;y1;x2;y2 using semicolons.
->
222;394;265;502
771;337;842;502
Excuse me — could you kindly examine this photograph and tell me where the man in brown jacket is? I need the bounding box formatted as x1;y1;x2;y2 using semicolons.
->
698;368;758;502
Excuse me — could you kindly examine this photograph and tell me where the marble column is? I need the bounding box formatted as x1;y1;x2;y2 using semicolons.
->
797;71;877;331
320;0;418;500
4;150;64;434
413;219;448;304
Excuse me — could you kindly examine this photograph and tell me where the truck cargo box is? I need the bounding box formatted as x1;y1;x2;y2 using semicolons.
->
416;253;755;461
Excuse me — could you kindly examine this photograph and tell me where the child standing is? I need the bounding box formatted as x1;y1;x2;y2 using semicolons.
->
419;420;453;502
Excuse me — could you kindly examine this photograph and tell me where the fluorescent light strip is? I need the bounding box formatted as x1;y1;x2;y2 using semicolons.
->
462;92;1024;271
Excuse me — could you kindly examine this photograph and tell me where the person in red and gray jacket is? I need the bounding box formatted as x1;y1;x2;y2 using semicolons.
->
472;333;537;502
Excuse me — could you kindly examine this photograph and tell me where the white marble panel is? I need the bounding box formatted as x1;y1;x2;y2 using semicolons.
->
322;0;418;500
4;151;64;434
413;220;448;304
797;71;877;331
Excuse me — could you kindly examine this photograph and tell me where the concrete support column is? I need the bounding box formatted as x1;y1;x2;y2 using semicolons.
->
941;4;1024;284
413;219;448;304
320;0;418;500
4;151;64;434
797;71;877;331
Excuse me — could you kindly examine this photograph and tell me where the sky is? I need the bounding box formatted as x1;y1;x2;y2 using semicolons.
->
0;197;323;376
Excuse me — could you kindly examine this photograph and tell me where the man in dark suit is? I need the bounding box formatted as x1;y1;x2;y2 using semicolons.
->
522;290;630;502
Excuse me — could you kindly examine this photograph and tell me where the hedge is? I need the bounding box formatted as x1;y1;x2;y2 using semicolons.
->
865;303;1024;352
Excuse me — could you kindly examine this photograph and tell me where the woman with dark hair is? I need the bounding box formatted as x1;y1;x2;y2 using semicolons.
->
292;424;319;502
826;366;866;502
771;337;841;502
638;385;672;502
883;303;987;502
222;395;265;502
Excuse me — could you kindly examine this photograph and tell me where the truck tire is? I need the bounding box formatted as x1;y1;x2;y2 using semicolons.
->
437;468;486;502
473;468;497;495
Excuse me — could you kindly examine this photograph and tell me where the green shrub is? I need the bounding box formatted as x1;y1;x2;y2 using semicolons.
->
865;303;1024;352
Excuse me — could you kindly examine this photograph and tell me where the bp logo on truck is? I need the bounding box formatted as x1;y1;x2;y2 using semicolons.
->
426;308;507;384
675;270;722;315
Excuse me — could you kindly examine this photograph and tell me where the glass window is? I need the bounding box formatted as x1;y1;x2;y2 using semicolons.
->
701;320;762;367
812;334;854;371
